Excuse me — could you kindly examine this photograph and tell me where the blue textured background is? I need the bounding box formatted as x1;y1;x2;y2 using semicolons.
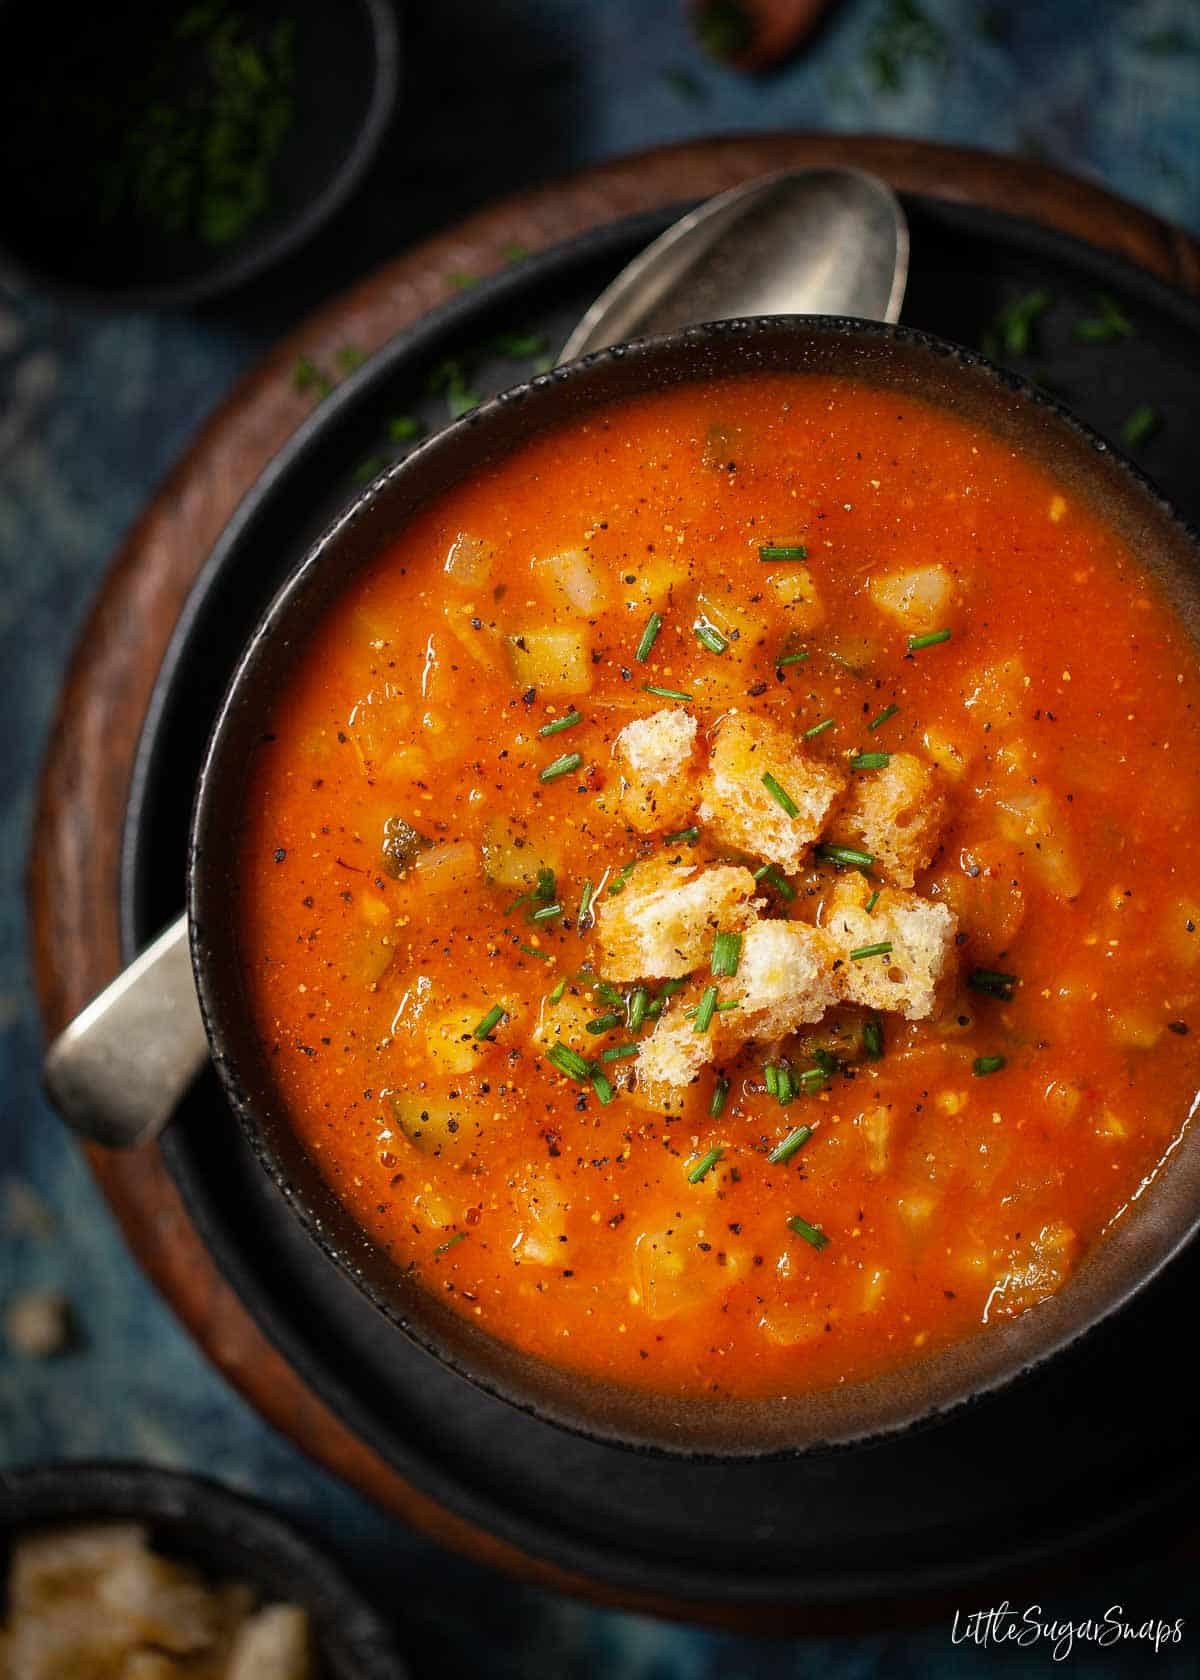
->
3;1;1199;1673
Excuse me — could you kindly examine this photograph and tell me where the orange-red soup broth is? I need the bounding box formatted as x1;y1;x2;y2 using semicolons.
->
238;374;1200;1400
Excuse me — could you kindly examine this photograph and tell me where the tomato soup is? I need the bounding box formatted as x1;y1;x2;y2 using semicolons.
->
237;374;1200;1401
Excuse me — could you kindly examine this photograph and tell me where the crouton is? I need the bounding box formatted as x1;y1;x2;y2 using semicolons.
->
612;708;698;833
823;875;958;1020
725;919;840;1043
834;751;948;887
698;712;846;874
635;1009;712;1096
597;858;758;982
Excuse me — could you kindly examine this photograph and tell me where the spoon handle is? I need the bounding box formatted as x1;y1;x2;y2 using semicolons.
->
42;914;207;1148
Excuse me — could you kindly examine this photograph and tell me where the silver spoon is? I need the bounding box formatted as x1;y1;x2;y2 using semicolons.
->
559;167;908;364
44;168;909;1148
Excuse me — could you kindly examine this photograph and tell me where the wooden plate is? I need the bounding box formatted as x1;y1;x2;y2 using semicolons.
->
29;136;1200;1627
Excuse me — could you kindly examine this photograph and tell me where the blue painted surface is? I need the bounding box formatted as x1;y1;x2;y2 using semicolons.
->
2;1;1199;1673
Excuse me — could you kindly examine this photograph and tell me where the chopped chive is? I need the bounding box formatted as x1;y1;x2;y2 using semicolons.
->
711;930;743;978
867;703;899;731
810;1047;837;1077
659;978;687;999
529;902;562;923
764;1063;780;1098
908;629;952;651
693;985;719;1034
591;1067;616;1104
768;1124;814;1164
1121;405;1160;449
753;862;796;901
865;889;881;913
816;843;875;871
538;710;583;738
990;289;1051;358
687;1146;723;1183
547;1043;592;1081
388;415;424;441
540;751;582;783
802;718;835;739
433;1231;467;1258
642;683;695;701
762;772;799;816
759;544;808;560
850;941;893;961
473;1003;505;1039
663;825;701;846
585;1012;622;1035
710;1078;730;1118
787;1214;830;1251
547;977;567;1005
607;862;637;896
715;999;741;1012
850;752;891;770
503;892;531;917
602;1041;640;1063
628;986;650;1033
534;866;556;902
974;1054;1007;1076
776;1064;794;1106
1074;294;1133;344
595;980;624;1008
694;622;728;655
635;611;663;663
969;968;1017;1000
776;650;811;667
862;1018;884;1060
578;878;595;927
517;943;550;960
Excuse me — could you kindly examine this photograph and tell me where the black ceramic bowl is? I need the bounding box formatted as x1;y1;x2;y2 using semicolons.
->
191;316;1200;1458
0;0;398;308
0;1462;406;1676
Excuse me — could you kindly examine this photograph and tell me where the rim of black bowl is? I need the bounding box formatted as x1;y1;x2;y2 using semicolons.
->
0;1461;407;1677
0;0;399;310
190;315;1200;1460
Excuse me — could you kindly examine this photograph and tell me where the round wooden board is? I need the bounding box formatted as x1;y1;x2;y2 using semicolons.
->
28;135;1200;1626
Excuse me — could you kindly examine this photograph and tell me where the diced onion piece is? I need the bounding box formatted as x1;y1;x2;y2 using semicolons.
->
533;545;610;613
414;840;480;895
869;564;954;630
443;531;494;587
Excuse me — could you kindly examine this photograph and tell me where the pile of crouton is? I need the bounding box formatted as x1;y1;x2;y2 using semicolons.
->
603;708;959;1096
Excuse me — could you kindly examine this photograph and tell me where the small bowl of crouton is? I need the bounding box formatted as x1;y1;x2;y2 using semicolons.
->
0;1463;405;1678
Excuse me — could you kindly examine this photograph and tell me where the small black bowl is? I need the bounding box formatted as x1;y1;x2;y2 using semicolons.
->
0;1461;407;1677
0;0;399;309
191;316;1200;1459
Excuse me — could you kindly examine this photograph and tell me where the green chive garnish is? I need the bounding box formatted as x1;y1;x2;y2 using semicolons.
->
764;1063;780;1098
862;1018;884;1060
850;941;892;961
607;862;636;896
547;1043;592;1081
759;544;808;560
762;772;799;816
850;752;891;770
627;986;650;1033
694;622;728;655
865;889;880;913
635;611;662;663
693;985;719;1034
753;862;796;901
776;650;811;668
529;902;562;923
642;683;695;702
602;1042;640;1063
776;1065;794;1106
974;1054;1007;1076
538;710;582;738
867;703;899;731
388;415;424;441
663;825;701;846
548;978;567;1005
586;1012;622;1035
517;943;550;960
433;1231;467;1258
768;1125;813;1164
802;718;835;739
710;1078;729;1118
688;1146;723;1183
591;1067;615;1104
969;968;1017;1000
1074;294;1133;343
540;752;582;782
787;1214;829;1251
473;1003;505;1039
816;843;875;871
595;979;624;1008
1121;405;1159;449
711;930;742;978
577;878;595;927
908;629;952;651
